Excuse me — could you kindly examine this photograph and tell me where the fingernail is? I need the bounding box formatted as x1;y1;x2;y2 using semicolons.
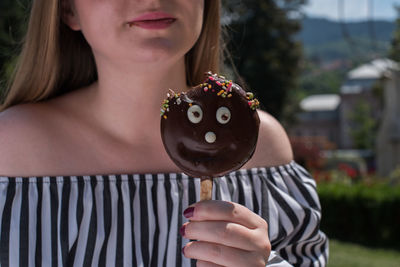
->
182;246;186;255
180;224;186;236
183;207;195;218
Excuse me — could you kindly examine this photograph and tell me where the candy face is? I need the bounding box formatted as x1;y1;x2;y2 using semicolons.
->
160;74;260;178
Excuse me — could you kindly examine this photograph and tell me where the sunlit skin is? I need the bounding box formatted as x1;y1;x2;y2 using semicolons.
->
0;0;295;265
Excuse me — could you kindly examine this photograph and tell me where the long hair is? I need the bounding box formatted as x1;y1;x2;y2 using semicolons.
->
1;0;222;110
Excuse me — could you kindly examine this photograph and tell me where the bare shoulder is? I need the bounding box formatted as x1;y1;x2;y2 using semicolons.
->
245;110;293;169
0;103;61;175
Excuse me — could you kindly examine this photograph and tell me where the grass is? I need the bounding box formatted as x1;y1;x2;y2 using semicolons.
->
328;239;400;267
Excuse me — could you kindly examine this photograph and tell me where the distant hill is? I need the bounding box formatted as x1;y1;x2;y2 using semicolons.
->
298;17;396;62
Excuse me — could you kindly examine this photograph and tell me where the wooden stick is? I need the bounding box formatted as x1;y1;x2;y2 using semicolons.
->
200;177;213;201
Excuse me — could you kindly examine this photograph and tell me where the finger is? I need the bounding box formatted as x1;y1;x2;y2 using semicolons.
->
185;200;266;229
183;241;268;267
196;260;225;267
182;221;268;251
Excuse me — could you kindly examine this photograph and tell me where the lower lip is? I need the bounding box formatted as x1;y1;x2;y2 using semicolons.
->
129;19;176;30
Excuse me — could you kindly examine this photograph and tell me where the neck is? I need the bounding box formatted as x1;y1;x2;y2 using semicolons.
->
83;57;189;144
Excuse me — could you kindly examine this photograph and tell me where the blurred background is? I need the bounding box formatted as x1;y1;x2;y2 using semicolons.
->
1;0;400;266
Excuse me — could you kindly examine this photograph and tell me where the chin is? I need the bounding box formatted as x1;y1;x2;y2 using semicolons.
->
130;40;190;64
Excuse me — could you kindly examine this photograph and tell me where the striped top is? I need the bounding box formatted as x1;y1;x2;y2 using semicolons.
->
0;161;328;267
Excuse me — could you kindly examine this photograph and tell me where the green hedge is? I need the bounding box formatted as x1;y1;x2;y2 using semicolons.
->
317;182;400;249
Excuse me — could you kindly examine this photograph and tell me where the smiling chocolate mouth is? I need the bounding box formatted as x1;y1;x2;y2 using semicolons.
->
178;142;228;163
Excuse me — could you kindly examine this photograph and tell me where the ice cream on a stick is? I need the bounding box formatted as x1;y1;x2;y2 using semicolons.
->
160;72;260;201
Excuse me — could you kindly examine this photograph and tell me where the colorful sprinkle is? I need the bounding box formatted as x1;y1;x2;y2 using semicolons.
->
227;82;233;92
246;92;254;100
247;99;260;110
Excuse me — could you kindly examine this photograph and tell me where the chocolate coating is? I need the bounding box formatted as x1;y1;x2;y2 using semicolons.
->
160;73;260;178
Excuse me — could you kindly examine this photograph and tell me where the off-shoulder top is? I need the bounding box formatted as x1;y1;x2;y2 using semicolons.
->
0;161;328;267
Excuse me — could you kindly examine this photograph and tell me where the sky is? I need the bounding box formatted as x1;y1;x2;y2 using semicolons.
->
303;0;400;21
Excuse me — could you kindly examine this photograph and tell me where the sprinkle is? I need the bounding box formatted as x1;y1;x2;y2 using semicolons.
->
176;98;182;105
248;99;260;110
167;93;171;98
189;103;193;107
228;94;232;98
204;87;208;92
216;81;222;86
208;85;212;89
246;92;254;100
209;76;215;81
168;89;176;96
227;82;233;92
163;115;167;119
217;90;224;96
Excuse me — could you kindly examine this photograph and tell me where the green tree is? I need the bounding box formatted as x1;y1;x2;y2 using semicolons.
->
349;100;377;150
0;0;30;91
389;5;400;62
223;0;306;119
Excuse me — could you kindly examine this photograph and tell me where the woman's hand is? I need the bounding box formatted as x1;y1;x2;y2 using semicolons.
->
181;200;271;267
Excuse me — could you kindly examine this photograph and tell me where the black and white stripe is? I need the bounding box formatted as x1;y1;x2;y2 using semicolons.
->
0;161;328;266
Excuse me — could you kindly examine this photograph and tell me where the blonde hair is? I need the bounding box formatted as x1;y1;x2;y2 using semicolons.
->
1;0;222;110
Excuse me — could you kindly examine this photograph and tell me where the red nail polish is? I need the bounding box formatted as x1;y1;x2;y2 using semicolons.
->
183;207;195;218
180;225;186;236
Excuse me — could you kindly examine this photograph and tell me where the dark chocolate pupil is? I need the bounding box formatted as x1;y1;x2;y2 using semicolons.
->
193;111;200;118
221;114;229;121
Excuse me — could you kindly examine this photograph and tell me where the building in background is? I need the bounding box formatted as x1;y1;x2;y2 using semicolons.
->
377;69;400;176
289;94;340;149
289;58;400;175
339;58;397;148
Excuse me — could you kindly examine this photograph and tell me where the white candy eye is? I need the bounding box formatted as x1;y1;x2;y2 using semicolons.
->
187;105;203;124
216;106;231;124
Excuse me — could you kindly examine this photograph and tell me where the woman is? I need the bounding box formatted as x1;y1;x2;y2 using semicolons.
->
0;0;328;266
